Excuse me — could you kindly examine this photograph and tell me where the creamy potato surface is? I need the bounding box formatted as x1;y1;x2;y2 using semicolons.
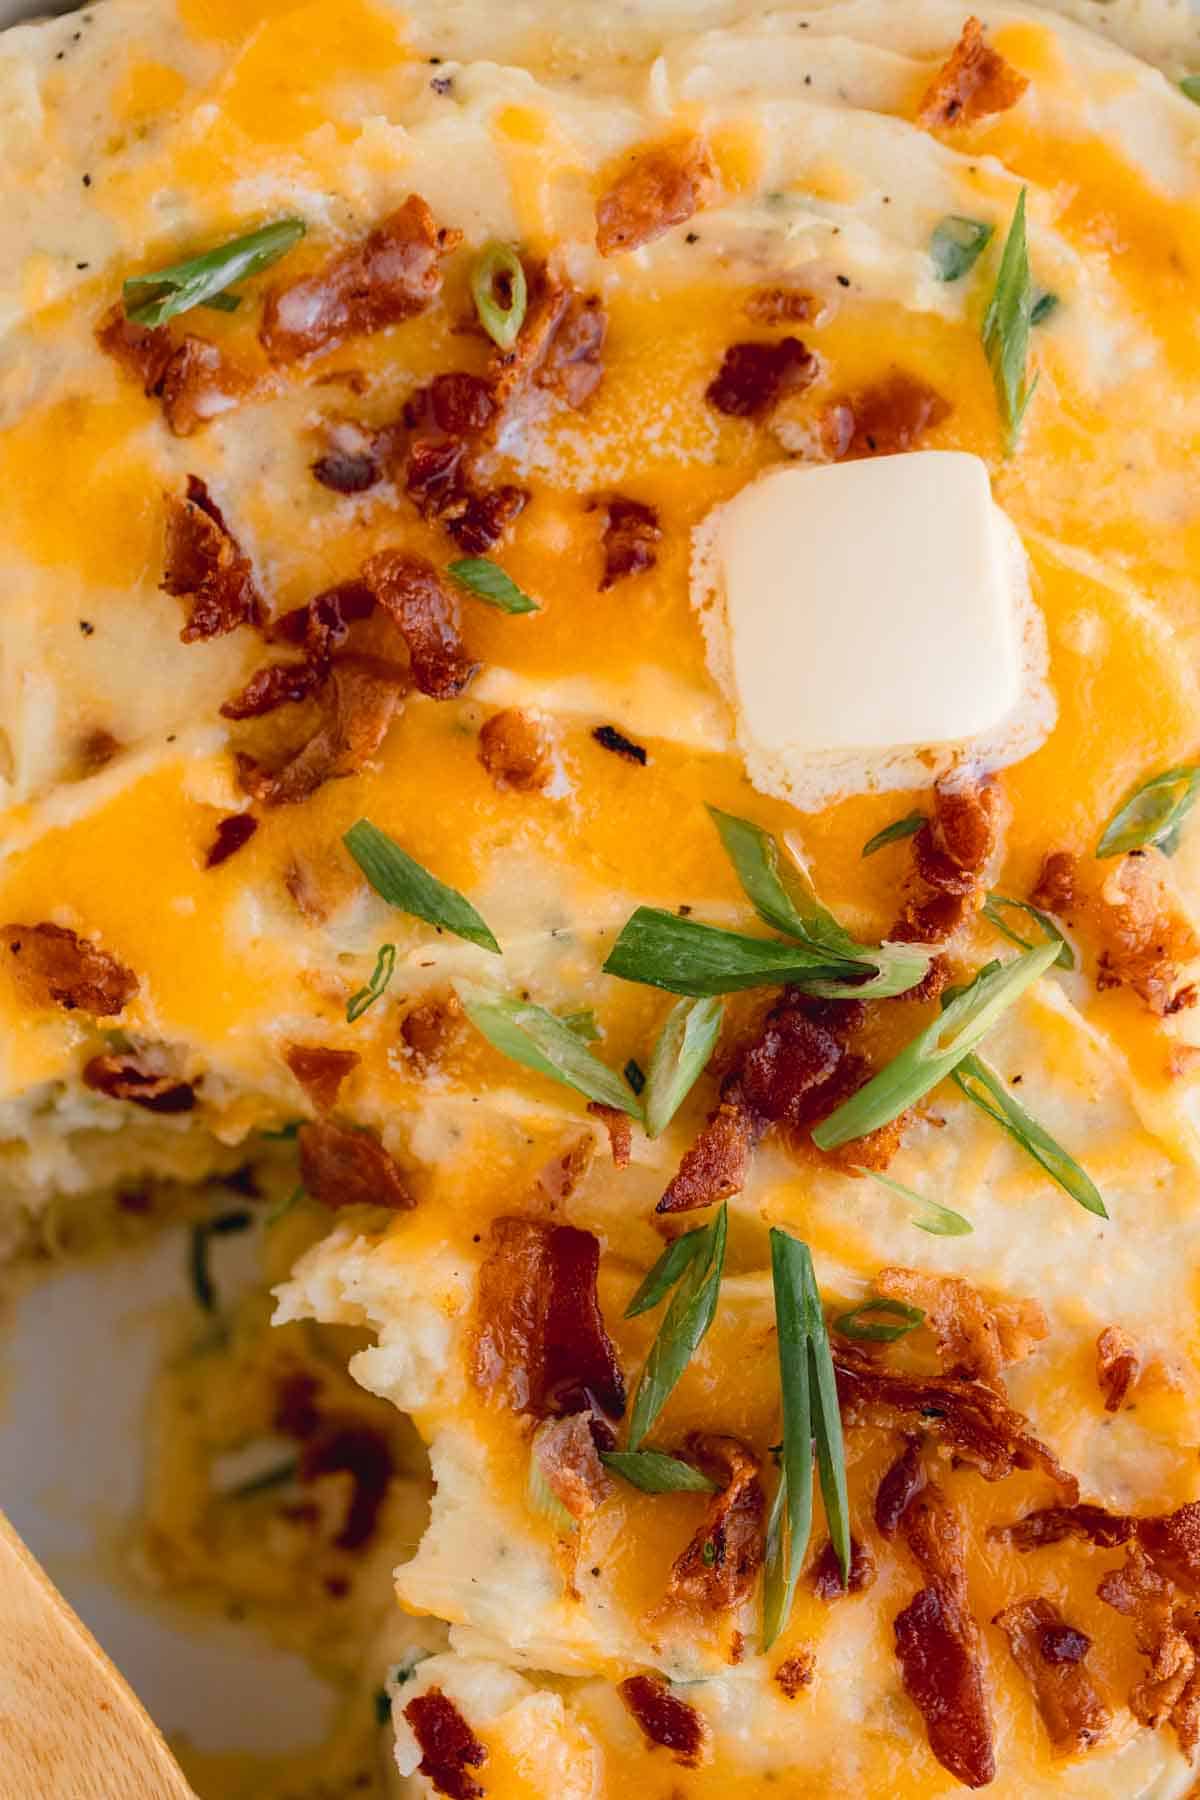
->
5;1;1200;1794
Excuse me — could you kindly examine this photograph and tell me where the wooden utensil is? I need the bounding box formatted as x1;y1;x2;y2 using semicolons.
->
0;1510;196;1799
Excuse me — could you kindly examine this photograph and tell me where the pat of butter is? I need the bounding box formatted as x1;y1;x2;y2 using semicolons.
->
693;452;1054;809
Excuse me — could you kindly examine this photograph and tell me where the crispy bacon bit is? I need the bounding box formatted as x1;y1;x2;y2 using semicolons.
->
874;1266;1047;1384
835;1347;1078;1495
538;290;608;408
220;662;322;720
401;992;464;1068
404;1689;487;1800
994;1597;1111;1754
596;496;662;590
237;655;404;807
430;371;496;436
596;137;717;257
1096;1325;1141;1413
261;197;461;362
162;476;262;643
277;579;377;666
478;709;553;793
592;724;648;766
284;1044;361;1112
362;550;478;699
876;1437;928;1537
894;781;1000;945
587;1102;633;1169
1098;1543;1200;1748
300;1421;392;1550
485;263;607;427
96;305;250;436
894;1483;996;1789
447;483;529;556
297;1118;413;1211
472;1217;626;1420
1;923;137;1017
1032;847;1198;1015
82;1051;196;1113
812;1535;875;1600
618;1675;708;1766
1139;1503;1200;1594
666;1435;765;1614
312;418;386;494
774;1651;816;1698
204;812;258;868
706;337;820;420
657;1098;753;1214
918;16;1029;131
990;1503;1135;1553
532;1412;612;1521
820;371;952;462
745;286;815;323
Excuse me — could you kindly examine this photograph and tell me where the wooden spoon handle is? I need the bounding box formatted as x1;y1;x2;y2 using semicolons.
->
0;1510;196;1799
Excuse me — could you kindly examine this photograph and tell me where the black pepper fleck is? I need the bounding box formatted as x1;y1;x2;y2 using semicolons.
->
592;724;648;766
430;75;453;94
79;620;94;635
836;274;851;288
82;173;92;188
685;231;699;244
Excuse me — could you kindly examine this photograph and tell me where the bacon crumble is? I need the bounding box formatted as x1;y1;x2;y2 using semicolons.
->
819;371;953;462
531;1411;613;1522
297;1118;413;1211
617;1675;708;1766
918;16;1029;131
236;655;404;806
774;1650;816;1698
706;337;820;420
404;1689;487;1800
875;1437;928;1537
587;1101;633;1169
745;286;815;324
812;1534;876;1600
284;1044;361;1112
894;781;1000;945
994;1597;1112;1755
82;1051;196;1113
472;1217;626;1420
595;496;663;590
96;304;251;435
666;1435;765;1614
205;812;259;867
478;709;553;793
596;137;718;256
1096;1324;1141;1413
299;1421;393;1551
1097;1542;1200;1752
487;265;608;420
1;923;138;1017
401;992;465;1069
261;197;461;362
162;476;262;643
362;550;479;699
873;1266;1047;1384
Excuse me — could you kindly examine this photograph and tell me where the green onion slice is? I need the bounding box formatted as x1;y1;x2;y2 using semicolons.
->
447;557;539;615
625;1225;710;1319
123;217;306;328
862;811;926;858
527;1422;579;1536
833;1297;925;1343
1096;764;1200;859
1181;75;1200;103
628;1203;727;1449
603;907;928;1000
188;1209;252;1313
812;941;1060;1149
456;981;642;1117
981;188;1038;451
982;892;1074;969
562;1008;601;1042
347;943;397;1022
931;215;993;282
1030;289;1059;326
600;1450;719;1494
470;242;528;351
762;1232;849;1649
344;819;500;954
642;996;724;1138
860;1168;973;1237
952;1053;1107;1218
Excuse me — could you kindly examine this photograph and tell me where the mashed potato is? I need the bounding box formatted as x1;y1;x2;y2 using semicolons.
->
5;0;1200;1793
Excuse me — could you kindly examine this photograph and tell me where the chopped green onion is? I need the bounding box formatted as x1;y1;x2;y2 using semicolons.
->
628;1203;727;1448
862;811;926;858
812;942;1060;1150
624;1058;646;1096
344;819;500;954
470;242;528;351
642;996;724;1138
447;557;539;615
982;892;1074;970
1096;764;1200;858
527;1421;580;1536
374;1689;393;1725
602;907;928;1000
266;1184;306;1226
981;188;1038;451
188;1209;252;1313
833;1297;925;1344
860;1168;973;1237
346;942;397;1022
1030;289;1059;327
1181;75;1200;103
563;1008;601;1042
600;1450;719;1494
951;1053;1107;1218
930;215;993;282
763;1232;849;1648
123;218;306;328
625;1225;710;1318
456;981;642;1117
